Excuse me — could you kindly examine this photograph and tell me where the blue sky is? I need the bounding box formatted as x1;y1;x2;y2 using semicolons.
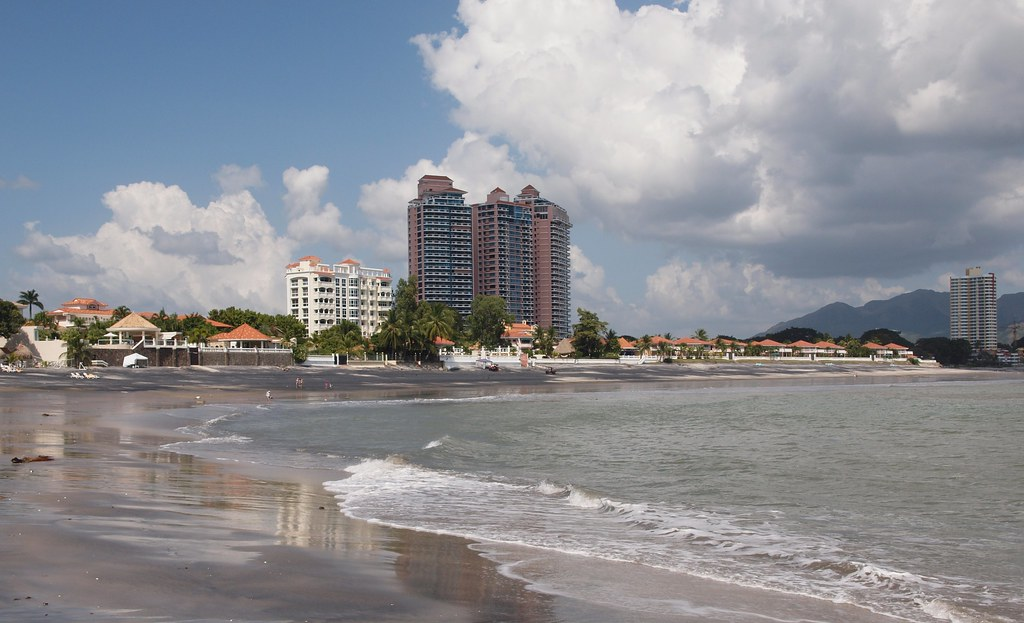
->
3;0;1023;338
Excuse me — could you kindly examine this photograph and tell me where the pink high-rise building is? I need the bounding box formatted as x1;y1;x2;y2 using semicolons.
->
407;176;572;337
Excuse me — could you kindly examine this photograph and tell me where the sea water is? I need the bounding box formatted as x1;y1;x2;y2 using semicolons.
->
165;379;1023;622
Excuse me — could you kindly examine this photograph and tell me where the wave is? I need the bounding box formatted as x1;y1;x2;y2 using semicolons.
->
323;458;1015;622
161;434;252;450
423;436;448;450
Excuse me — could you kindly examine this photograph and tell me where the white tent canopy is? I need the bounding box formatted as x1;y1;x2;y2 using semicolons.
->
122;353;149;368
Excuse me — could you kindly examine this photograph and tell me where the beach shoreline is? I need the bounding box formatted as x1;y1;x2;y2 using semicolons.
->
2;363;1020;622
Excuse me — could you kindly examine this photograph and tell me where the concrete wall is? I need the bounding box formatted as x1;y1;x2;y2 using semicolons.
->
197;349;293;367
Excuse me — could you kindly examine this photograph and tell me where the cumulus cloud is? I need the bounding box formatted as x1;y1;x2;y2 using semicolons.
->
385;0;1024;333
410;0;1024;276
282;165;357;247
641;259;915;337
15;181;294;312
214;164;263;194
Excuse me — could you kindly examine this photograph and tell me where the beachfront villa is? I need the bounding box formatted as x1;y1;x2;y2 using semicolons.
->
47;297;116;327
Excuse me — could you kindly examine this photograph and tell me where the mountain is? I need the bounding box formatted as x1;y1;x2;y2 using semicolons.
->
763;289;1024;343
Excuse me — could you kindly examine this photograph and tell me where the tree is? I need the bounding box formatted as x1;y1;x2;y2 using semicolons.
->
0;300;25;338
764;327;819;343
914;337;971;366
605;329;622;358
657;339;674;362
374;309;406;358
416;302;456;346
636;334;654;358
112;306;132;321
17;290;43;317
571;308;608;358
692;328;710;341
61;327;91;368
315;321;366;356
467;295;513;349
859;328;912;348
532;325;557;358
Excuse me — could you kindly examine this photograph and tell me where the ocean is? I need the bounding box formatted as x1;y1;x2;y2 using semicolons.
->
164;378;1023;622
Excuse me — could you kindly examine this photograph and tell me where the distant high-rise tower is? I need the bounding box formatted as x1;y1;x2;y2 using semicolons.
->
407;176;572;336
949;267;998;351
473;187;536;325
516;185;572;338
407;175;474;316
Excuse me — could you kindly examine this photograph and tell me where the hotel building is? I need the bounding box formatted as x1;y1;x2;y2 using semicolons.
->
407;175;475;316
408;175;572;337
285;256;393;338
949;266;998;351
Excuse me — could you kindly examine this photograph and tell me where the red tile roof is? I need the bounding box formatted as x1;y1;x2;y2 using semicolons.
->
210;323;273;342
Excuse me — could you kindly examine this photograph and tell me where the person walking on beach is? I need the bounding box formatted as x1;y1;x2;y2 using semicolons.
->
266;390;273;400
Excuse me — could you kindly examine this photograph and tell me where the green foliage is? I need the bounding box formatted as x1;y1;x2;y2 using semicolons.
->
467;295;513;348
0;299;25;338
532;325;558;358
61;327;91;367
692;328;709;341
291;343;308;364
571;308;609;358
763;327;820;343
605;329;622;358
206;307;308;343
913;337;972;366
314;321;366;355
416;302;457;346
859;328;912;347
112;306;132;321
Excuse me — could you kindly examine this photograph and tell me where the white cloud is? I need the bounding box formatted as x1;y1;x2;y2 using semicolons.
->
215;164;263;194
15;180;294;313
638;258;925;337
410;0;1024;281
282;165;356;247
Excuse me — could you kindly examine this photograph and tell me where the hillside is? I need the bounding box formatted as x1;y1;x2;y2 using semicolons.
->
763;289;1024;343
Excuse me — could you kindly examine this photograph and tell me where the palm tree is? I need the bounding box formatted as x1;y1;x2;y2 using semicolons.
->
693;328;710;341
657;340;674;362
17;290;43;318
112;305;132;321
416;302;455;346
637;334;654;359
61;327;91;368
374;311;405;359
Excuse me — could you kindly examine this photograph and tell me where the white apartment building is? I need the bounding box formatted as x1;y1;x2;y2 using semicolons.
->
949;266;998;351
285;256;393;338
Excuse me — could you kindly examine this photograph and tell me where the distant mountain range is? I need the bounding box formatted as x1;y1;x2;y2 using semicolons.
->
763;290;1024;343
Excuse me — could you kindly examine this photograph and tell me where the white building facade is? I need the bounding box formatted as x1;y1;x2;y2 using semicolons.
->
949;266;998;351
286;256;393;338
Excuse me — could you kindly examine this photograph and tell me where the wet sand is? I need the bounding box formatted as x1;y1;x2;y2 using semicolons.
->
1;363;1018;622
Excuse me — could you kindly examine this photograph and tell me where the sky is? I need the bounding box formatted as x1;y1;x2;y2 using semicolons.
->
2;0;1023;339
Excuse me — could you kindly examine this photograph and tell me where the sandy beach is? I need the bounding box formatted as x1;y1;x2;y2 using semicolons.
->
2;362;1019;622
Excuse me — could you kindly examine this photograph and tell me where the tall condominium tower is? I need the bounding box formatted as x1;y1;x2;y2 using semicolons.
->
285;256;393;338
516;185;572;338
407;175;572;336
473;188;536;324
949;266;998;351
407;175;474;316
